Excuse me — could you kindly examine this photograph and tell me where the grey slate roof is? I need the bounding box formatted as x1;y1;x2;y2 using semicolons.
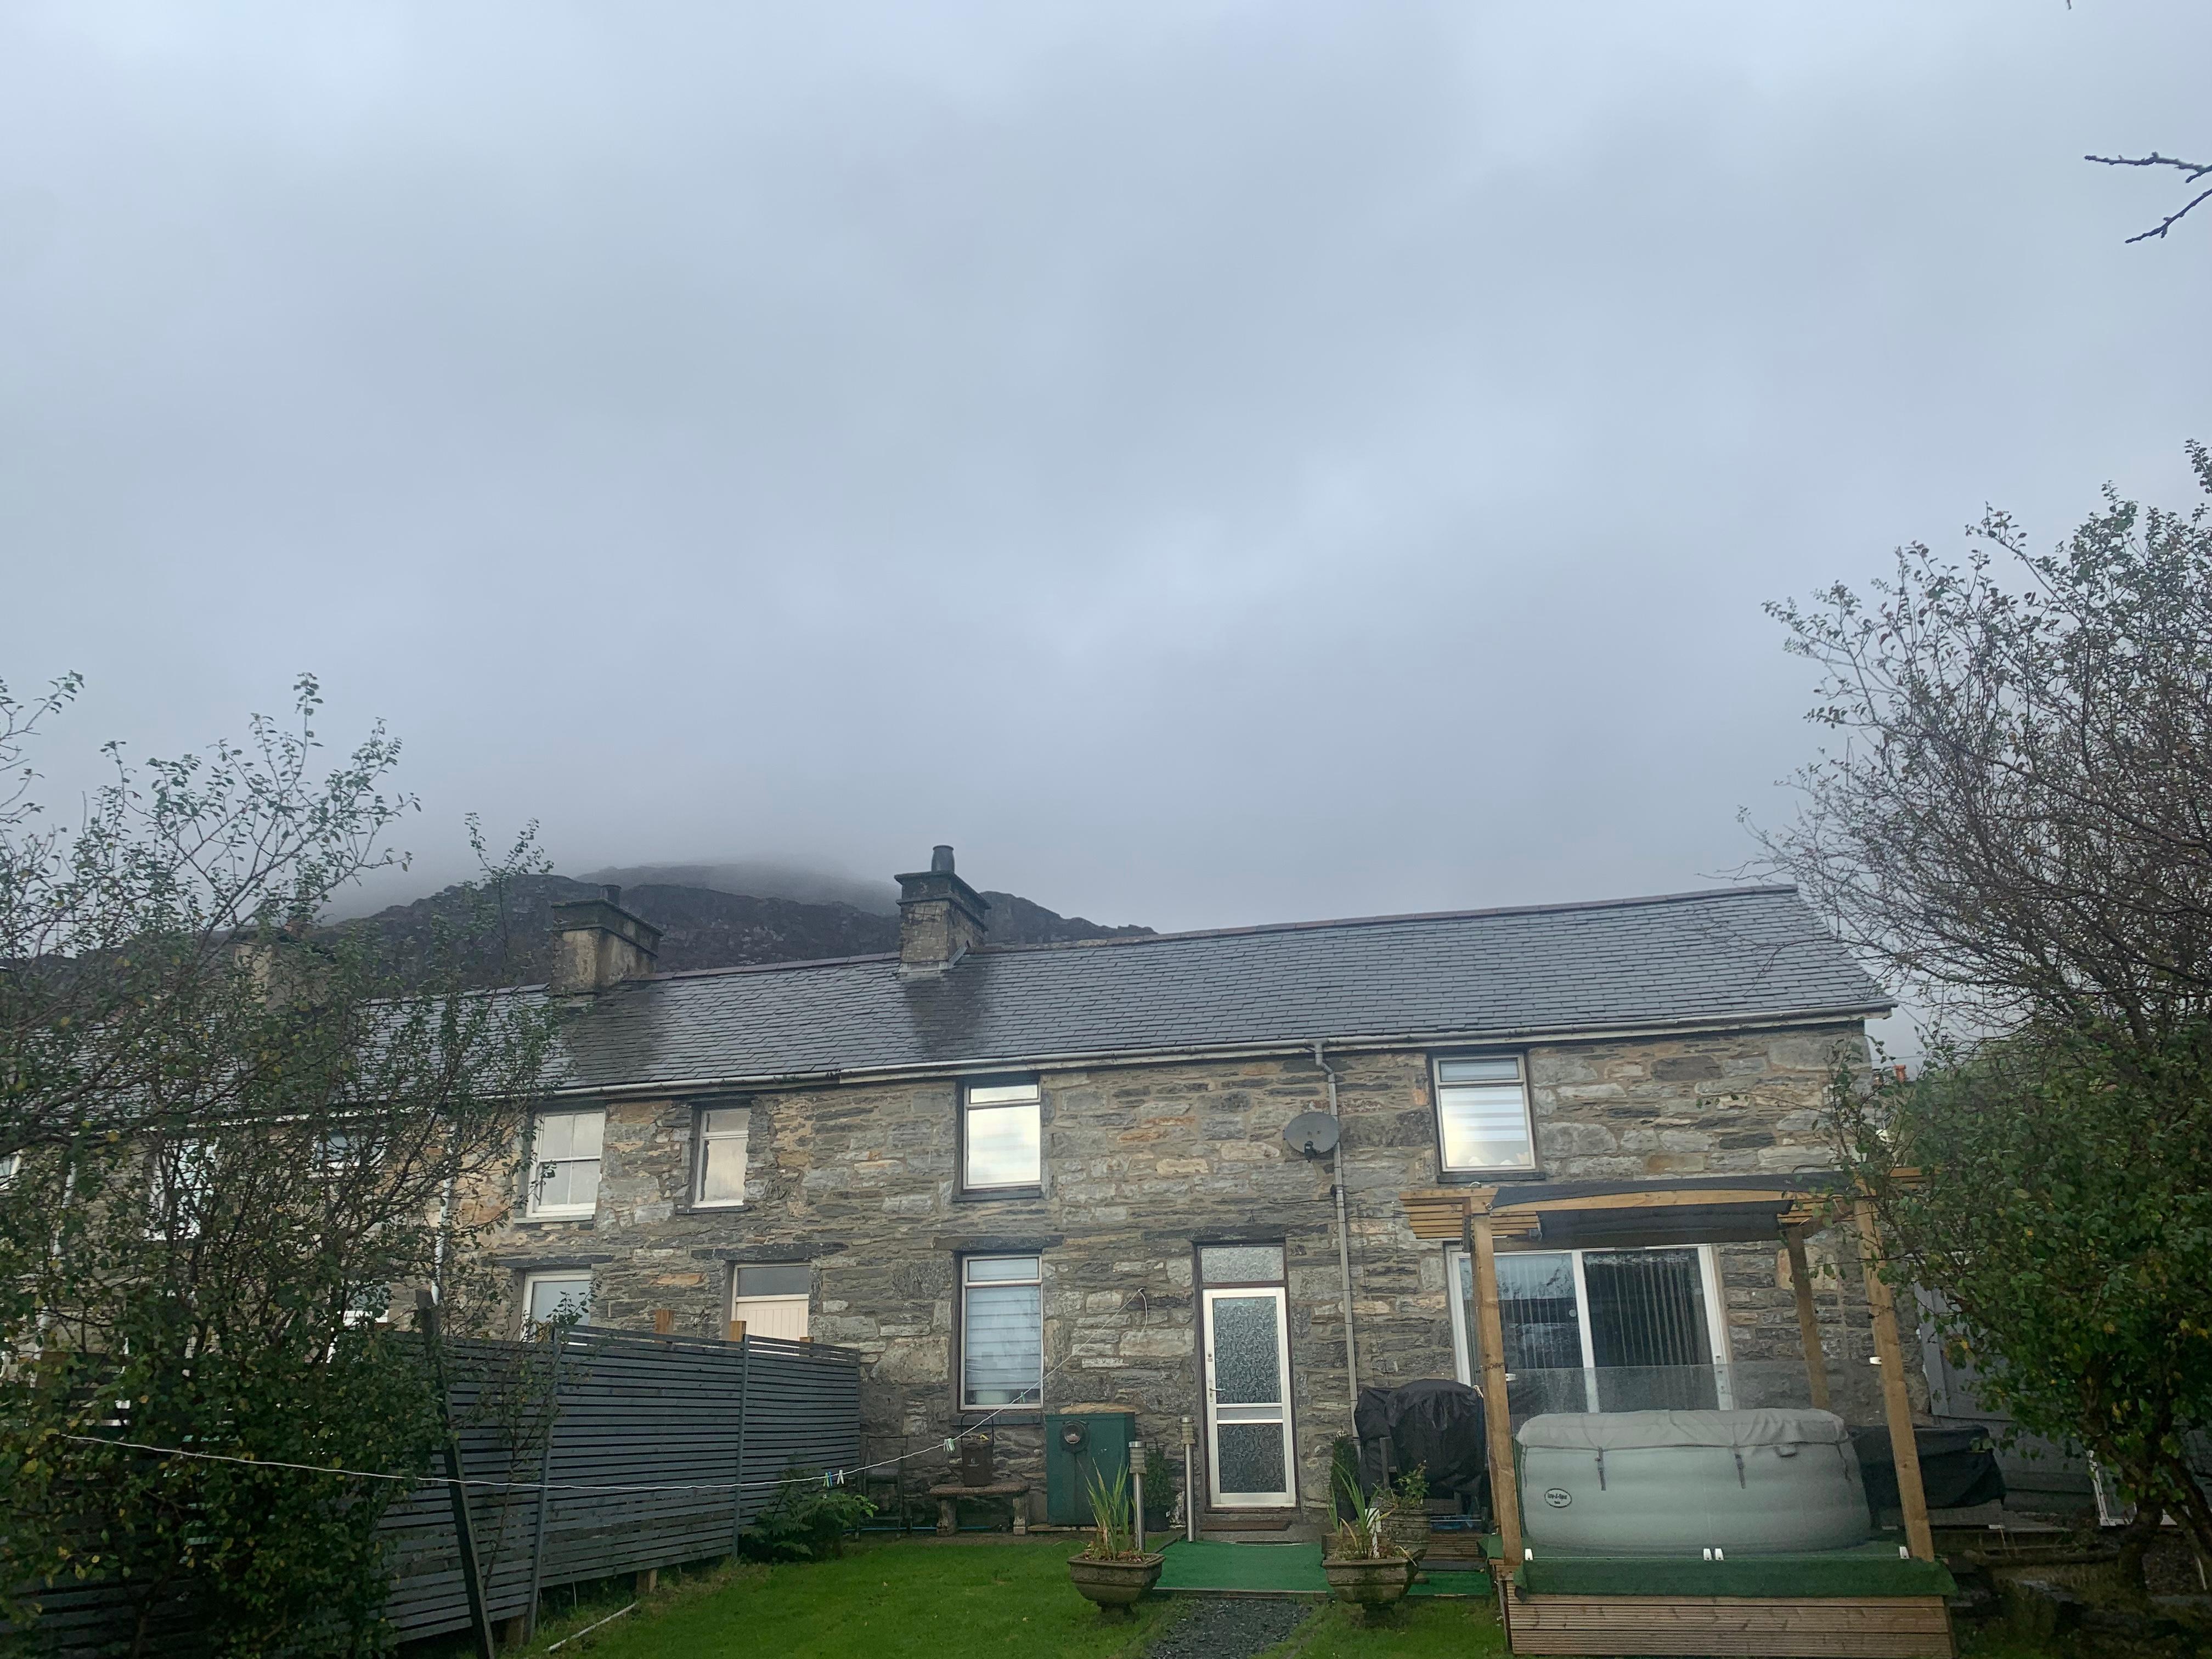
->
546;885;1887;1093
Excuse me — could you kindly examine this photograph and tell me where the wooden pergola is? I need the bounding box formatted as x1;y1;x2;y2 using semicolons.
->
1402;1177;1949;1657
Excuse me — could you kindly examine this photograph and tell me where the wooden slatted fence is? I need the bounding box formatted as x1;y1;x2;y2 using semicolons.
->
7;1325;862;1653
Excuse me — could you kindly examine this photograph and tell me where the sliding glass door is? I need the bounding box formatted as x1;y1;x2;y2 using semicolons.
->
1449;1244;1732;1415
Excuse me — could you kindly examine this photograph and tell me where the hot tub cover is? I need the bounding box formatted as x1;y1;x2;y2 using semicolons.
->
1517;1408;1851;1452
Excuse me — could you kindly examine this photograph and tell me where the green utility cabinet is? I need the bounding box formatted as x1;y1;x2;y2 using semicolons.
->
1045;1404;1138;1525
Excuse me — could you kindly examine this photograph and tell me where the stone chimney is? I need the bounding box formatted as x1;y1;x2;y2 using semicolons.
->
895;845;990;972
549;884;663;994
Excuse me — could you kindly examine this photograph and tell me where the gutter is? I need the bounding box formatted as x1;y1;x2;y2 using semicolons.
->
540;1003;1893;1101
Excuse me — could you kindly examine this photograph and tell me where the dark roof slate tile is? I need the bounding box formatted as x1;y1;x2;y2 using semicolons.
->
544;884;1886;1091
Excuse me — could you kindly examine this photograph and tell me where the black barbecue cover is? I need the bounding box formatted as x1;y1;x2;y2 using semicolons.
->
1354;1379;1488;1499
1850;1425;2006;1513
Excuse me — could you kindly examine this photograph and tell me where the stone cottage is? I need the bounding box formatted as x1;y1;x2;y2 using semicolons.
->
472;847;1894;1531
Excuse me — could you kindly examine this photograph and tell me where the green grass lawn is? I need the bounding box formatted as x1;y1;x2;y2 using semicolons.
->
529;1541;1175;1658
510;1539;1508;1659
500;1538;2062;1659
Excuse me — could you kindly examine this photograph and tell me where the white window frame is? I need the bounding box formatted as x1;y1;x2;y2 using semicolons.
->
150;1137;216;1239
691;1104;750;1210
525;1108;604;1220
1446;1242;1735;1409
0;1150;18;1188
958;1254;1044;1410
521;1269;593;1334
1431;1052;1539;1174
960;1079;1042;1193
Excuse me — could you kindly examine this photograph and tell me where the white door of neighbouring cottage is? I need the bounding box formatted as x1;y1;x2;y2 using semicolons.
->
1201;1284;1295;1508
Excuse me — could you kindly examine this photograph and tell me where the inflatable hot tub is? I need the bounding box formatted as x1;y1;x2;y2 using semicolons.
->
1517;1408;1870;1556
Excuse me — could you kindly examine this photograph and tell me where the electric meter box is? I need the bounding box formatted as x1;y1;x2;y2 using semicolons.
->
1044;1404;1138;1525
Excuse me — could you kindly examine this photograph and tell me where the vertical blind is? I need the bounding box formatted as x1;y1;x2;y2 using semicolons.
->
962;1255;1042;1406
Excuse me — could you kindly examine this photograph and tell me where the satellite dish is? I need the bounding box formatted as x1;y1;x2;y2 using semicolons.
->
1283;1111;1341;1158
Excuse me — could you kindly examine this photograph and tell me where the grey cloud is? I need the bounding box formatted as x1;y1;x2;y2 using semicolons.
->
1;0;2207;945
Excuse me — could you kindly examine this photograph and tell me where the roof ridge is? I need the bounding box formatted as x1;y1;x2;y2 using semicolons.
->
969;883;1802;957
636;950;900;984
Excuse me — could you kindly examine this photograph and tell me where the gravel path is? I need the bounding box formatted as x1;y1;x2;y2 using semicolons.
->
1144;1596;1313;1659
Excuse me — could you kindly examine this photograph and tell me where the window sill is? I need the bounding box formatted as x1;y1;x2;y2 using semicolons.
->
1436;1168;1545;1185
522;1210;600;1222
687;1200;746;1213
958;1409;1042;1426
955;1186;1043;1204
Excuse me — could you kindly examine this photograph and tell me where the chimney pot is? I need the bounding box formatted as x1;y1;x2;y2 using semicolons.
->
603;884;622;904
895;845;989;973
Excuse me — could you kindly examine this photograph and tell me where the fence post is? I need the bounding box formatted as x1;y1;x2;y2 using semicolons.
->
727;1330;752;1557
521;1324;569;1643
416;1290;496;1659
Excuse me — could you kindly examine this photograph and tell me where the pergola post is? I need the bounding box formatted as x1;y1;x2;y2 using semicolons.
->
1854;1199;1934;1561
1784;1225;1832;1412
1469;1205;1524;1570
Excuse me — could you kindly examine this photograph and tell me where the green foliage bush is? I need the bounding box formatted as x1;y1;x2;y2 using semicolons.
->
740;1470;877;1562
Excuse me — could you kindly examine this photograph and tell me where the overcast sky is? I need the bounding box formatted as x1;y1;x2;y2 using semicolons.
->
3;1;2208;937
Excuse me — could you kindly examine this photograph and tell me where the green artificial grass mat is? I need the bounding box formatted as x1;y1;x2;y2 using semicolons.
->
1154;1538;1328;1594
1477;1532;1955;1598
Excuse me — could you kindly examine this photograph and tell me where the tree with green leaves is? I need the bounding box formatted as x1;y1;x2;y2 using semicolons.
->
0;676;562;1656
1759;443;2212;1578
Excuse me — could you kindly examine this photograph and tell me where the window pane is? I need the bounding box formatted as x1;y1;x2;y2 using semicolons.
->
965;1255;1040;1283
700;1107;747;1136
1438;1057;1520;1084
1210;1295;1283;1403
736;1264;811;1298
1199;1245;1284;1284
527;1276;591;1325
966;1082;1039;1105
1215;1421;1286;1496
535;1158;600;1211
1497;1252;1583;1370
964;1103;1040;1187
963;1280;1041;1404
1438;1082;1533;1169
697;1133;747;1204
537;1110;604;1161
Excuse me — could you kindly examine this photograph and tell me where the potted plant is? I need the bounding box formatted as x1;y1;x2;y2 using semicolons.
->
1066;1466;1164;1618
1322;1467;1413;1618
1382;1462;1431;1561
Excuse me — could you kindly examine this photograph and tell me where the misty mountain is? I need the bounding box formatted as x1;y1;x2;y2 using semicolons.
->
354;872;1150;985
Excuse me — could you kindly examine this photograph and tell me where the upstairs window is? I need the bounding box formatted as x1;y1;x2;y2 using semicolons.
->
526;1108;603;1219
692;1104;749;1209
150;1138;216;1239
1434;1054;1536;1173
962;1080;1041;1192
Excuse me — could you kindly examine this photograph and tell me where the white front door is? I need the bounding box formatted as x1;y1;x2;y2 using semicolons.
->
1202;1286;1295;1509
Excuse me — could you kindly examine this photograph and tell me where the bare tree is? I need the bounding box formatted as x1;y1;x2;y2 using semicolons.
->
2085;151;2212;244
1757;442;2212;1041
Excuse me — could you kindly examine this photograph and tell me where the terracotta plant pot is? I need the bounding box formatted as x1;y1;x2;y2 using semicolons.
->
1068;1551;1164;1618
1322;1553;1414;1617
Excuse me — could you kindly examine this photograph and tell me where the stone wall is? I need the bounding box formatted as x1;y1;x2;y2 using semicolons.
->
477;1018;1889;1525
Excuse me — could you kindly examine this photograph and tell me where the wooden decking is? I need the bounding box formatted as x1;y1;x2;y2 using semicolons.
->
1501;1591;1955;1657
